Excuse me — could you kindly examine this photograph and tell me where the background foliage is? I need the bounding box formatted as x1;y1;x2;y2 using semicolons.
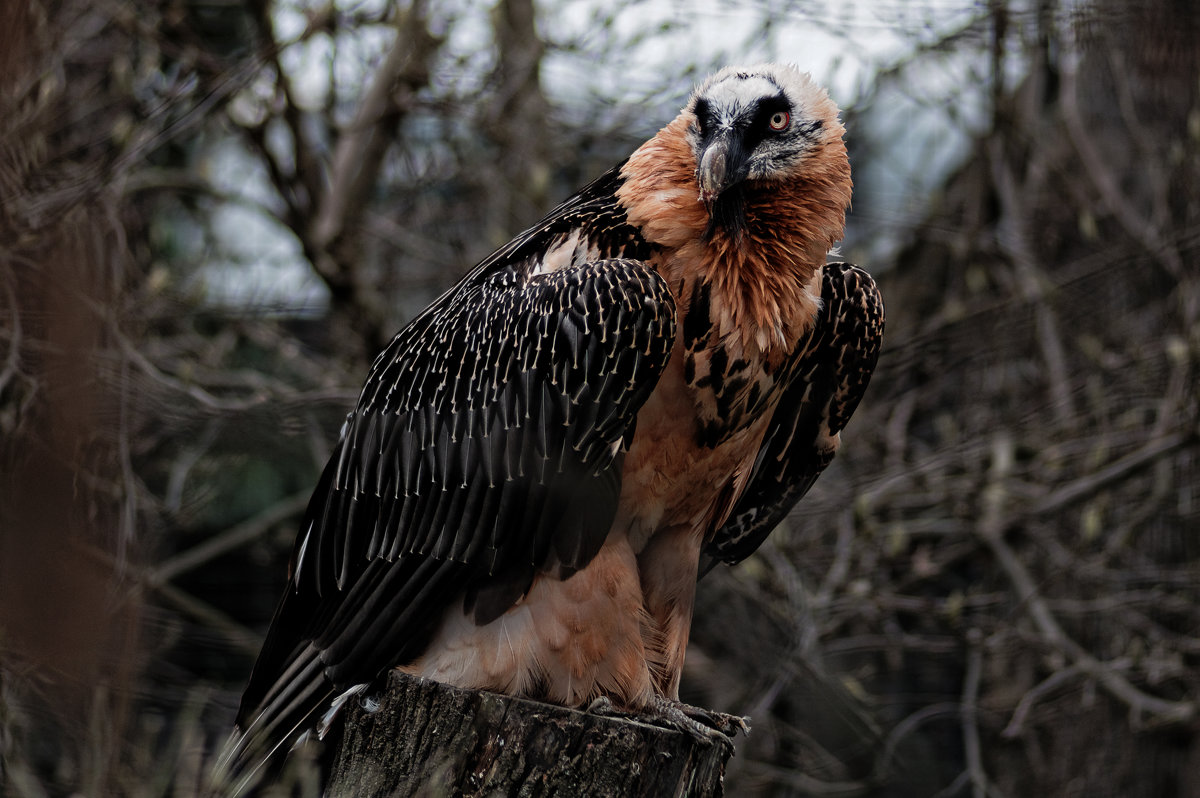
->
2;1;1198;795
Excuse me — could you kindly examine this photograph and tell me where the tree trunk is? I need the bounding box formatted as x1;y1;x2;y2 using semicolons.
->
325;672;733;798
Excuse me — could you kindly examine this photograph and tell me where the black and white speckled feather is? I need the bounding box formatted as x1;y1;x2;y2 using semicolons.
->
702;263;884;569
219;169;675;791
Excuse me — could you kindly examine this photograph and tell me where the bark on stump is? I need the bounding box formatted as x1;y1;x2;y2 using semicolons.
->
325;671;733;797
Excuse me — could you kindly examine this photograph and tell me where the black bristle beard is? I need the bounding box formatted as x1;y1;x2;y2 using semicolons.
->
704;184;748;243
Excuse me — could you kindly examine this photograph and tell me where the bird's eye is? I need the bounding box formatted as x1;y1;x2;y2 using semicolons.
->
768;111;790;131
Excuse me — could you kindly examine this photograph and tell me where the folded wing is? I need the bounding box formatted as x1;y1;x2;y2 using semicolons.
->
224;255;676;790
704;262;884;570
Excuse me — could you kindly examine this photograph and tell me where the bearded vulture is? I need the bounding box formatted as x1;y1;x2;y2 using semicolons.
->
217;62;884;794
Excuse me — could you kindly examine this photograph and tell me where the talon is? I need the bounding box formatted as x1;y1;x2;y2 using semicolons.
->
645;697;747;751
722;713;752;735
586;696;617;716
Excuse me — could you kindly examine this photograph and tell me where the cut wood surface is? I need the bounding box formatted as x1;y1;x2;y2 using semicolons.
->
325;671;734;797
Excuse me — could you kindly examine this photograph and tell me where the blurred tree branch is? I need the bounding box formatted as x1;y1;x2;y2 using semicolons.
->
241;0;443;360
3;1;1199;796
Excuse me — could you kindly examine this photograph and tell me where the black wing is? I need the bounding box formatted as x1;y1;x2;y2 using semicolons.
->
703;262;883;570
219;170;675;792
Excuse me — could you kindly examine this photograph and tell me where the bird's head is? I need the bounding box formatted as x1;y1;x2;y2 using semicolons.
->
684;64;847;238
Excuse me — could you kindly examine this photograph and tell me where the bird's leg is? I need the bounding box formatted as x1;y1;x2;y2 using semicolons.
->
585;694;749;749
636;525;703;699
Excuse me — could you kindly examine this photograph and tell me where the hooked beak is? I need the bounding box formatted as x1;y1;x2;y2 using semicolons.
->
697;130;750;207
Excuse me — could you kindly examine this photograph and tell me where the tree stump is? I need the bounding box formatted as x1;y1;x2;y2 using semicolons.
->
325;672;734;797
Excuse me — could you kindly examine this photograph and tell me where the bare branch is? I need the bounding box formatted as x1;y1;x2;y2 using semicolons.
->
312;1;440;262
149;492;312;586
1021;430;1192;520
979;437;1196;729
1058;35;1189;302
1001;663;1087;739
960;632;989;798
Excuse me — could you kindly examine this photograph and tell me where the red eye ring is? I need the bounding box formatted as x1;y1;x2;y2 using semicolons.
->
768;111;790;131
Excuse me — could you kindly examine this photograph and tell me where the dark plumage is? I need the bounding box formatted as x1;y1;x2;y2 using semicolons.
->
703;262;884;570
216;63;883;795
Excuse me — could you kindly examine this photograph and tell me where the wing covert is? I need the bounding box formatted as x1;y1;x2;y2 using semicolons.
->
703;262;883;569
239;257;676;729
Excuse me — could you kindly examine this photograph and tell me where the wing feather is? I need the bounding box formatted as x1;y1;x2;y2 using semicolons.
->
223;162;667;792
230;256;676;786
703;262;884;570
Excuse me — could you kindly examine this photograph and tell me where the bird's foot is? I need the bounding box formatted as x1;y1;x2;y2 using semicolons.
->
586;695;749;751
585;695;620;717
647;696;749;751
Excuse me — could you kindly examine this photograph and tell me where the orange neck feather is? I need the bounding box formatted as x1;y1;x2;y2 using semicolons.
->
618;114;851;355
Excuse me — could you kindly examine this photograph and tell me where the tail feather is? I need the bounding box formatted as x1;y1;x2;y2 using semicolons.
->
212;647;335;797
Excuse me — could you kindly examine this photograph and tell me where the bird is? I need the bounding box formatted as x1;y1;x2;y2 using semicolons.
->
215;62;884;794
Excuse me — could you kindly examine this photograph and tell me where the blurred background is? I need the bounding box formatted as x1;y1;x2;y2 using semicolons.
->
2;0;1198;795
